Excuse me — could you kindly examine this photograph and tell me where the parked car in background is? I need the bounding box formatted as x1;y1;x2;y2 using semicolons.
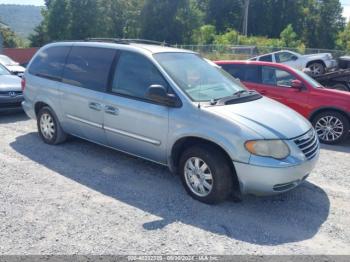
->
216;60;350;144
0;63;23;112
22;40;319;203
0;54;25;77
249;50;337;76
338;56;350;69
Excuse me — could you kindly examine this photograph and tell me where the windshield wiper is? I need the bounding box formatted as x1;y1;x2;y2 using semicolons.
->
233;90;249;96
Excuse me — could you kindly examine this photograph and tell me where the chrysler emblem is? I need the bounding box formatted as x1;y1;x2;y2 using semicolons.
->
8;91;16;97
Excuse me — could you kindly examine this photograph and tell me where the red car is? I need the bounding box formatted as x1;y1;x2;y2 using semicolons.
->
215;60;350;144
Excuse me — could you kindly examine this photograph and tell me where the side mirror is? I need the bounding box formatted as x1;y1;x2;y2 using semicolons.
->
291;79;304;90
145;85;181;107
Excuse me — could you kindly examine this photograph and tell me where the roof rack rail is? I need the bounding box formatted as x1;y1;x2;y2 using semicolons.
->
85;38;171;46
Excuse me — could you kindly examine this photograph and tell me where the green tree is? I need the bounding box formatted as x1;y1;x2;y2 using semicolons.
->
139;0;201;44
336;21;350;52
203;0;243;33
192;24;216;44
70;0;99;39
46;0;71;41
280;24;302;48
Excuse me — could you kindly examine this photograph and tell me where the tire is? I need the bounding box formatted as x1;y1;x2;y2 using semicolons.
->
179;145;234;204
331;83;349;92
312;111;349;144
308;62;325;76
37;106;67;145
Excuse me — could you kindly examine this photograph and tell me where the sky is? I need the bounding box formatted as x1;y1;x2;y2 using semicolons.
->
0;0;349;21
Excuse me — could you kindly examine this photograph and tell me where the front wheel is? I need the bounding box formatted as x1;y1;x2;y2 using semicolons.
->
312;111;349;144
179;145;234;204
308;62;325;76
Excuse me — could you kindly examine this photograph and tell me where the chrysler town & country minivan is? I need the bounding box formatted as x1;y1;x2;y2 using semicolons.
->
22;39;320;204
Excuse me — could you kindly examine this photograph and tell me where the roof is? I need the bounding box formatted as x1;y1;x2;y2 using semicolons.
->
45;40;196;55
214;60;296;70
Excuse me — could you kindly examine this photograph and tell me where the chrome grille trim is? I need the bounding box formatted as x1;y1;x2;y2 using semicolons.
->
294;129;319;160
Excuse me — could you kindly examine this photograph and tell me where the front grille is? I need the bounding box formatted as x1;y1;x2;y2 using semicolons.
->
0;91;23;97
294;129;319;160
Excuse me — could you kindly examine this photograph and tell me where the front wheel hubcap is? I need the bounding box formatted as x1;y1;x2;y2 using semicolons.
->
315;116;343;142
40;113;55;140
184;157;213;197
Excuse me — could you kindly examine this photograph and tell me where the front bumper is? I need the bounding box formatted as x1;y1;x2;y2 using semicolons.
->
234;151;319;196
325;59;337;70
0;95;24;112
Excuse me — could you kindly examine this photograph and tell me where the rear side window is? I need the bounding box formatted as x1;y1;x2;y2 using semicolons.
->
259;54;273;62
29;46;70;81
244;65;261;83
220;64;245;81
62;46;117;92
111;51;168;100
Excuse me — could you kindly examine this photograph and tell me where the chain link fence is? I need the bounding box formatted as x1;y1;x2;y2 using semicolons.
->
175;44;346;60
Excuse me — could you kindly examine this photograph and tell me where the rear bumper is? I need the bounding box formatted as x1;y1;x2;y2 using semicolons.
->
0;96;24;112
22;100;36;119
234;151;319;196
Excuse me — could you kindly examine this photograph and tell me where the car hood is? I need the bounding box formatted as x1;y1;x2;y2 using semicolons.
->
0;75;22;91
302;53;331;60
6;65;25;73
314;87;350;101
204;97;312;139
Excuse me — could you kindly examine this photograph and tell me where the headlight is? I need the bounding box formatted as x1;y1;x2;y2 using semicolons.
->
245;140;290;159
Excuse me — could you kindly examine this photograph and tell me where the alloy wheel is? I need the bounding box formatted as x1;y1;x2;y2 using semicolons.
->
315;115;344;142
184;157;213;197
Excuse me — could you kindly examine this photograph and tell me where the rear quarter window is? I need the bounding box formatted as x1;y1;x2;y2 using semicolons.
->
29;46;71;81
220;64;245;81
62;46;117;92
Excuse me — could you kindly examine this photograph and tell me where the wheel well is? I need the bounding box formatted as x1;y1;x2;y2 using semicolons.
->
306;60;326;68
34;102;49;116
170;137;240;192
310;108;350;123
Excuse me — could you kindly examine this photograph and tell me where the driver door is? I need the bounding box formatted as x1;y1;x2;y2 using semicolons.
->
259;66;309;114
103;51;170;164
275;51;301;70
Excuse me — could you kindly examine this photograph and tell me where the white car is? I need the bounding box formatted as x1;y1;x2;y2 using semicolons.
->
249;50;337;76
0;55;25;77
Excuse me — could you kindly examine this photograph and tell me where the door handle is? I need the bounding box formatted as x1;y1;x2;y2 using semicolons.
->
105;105;119;115
89;102;102;111
260;90;267;95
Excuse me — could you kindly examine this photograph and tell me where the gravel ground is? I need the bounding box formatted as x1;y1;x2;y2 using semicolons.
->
0;112;349;255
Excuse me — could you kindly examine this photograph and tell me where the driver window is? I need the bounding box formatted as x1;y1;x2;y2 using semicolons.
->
262;66;296;87
275;52;296;63
112;51;168;99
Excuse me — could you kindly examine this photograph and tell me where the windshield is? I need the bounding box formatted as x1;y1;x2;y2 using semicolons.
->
293;69;323;88
0;55;16;66
154;53;245;102
0;64;11;75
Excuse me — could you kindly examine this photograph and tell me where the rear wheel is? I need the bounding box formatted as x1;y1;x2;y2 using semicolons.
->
312;111;349;144
308;62;325;76
179;145;234;204
37;106;67;145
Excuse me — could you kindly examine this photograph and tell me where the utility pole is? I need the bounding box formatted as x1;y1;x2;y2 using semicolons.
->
242;0;250;36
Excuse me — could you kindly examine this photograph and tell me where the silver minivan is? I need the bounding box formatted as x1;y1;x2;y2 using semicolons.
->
22;40;320;204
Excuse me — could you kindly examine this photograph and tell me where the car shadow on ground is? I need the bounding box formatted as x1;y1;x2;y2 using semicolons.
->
320;138;350;153
0;111;28;124
10;132;330;246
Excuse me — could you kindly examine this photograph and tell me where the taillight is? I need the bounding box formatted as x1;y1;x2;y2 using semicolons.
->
21;77;26;91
